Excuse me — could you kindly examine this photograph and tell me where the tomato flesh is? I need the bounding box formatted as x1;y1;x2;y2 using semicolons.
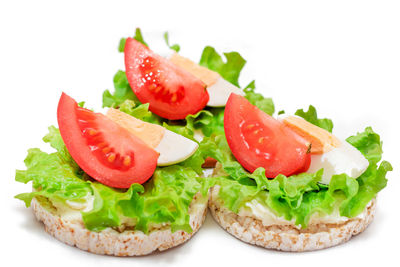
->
124;38;209;120
57;93;159;188
224;94;310;177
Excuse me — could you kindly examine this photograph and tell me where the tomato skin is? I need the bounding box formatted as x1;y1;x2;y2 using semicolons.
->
224;94;310;177
295;151;311;174
57;93;158;188
124;38;209;120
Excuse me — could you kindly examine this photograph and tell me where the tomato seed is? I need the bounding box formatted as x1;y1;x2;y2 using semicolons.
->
123;156;131;166
107;153;116;163
102;147;111;154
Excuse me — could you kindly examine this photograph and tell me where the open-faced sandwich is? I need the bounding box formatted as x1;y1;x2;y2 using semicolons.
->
12;30;221;256
204;93;392;251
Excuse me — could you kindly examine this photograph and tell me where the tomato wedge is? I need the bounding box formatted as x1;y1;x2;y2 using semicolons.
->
224;94;310;177
57;93;158;188
124;38;209;120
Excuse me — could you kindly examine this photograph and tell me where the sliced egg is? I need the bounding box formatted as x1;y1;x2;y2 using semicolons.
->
106;108;198;166
307;141;369;184
155;130;199;166
280;114;340;154
168;52;244;107
206;78;244;107
281;115;369;184
307;140;369;184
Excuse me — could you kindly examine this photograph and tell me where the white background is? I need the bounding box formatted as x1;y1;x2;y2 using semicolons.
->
1;1;399;266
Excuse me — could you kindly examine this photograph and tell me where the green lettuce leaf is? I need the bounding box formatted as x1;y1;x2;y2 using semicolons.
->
102;70;140;108
185;107;224;138
82;182;132;231
118;99;163;125
163;32;180;52
15;126;92;207
244;80;275;115
162;110;214;141
341;127;392;217
15;127;204;234
199;46;246;87
120;165;202;233
132;28;148;47
118;38;126;53
118;28;148;53
346;126;383;164
295;105;333;132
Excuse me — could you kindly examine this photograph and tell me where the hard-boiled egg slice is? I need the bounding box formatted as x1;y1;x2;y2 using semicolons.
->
106;108;198;166
280;115;369;184
280;115;340;154
155;130;199;166
306;140;369;184
168;52;244;107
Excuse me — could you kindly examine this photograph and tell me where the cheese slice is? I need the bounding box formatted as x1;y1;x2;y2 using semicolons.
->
106;108;198;166
169;52;244;107
281;115;341;154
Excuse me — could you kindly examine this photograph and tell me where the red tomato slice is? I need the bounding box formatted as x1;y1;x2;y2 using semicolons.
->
224;94;311;177
57;93;159;188
124;38;209;120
